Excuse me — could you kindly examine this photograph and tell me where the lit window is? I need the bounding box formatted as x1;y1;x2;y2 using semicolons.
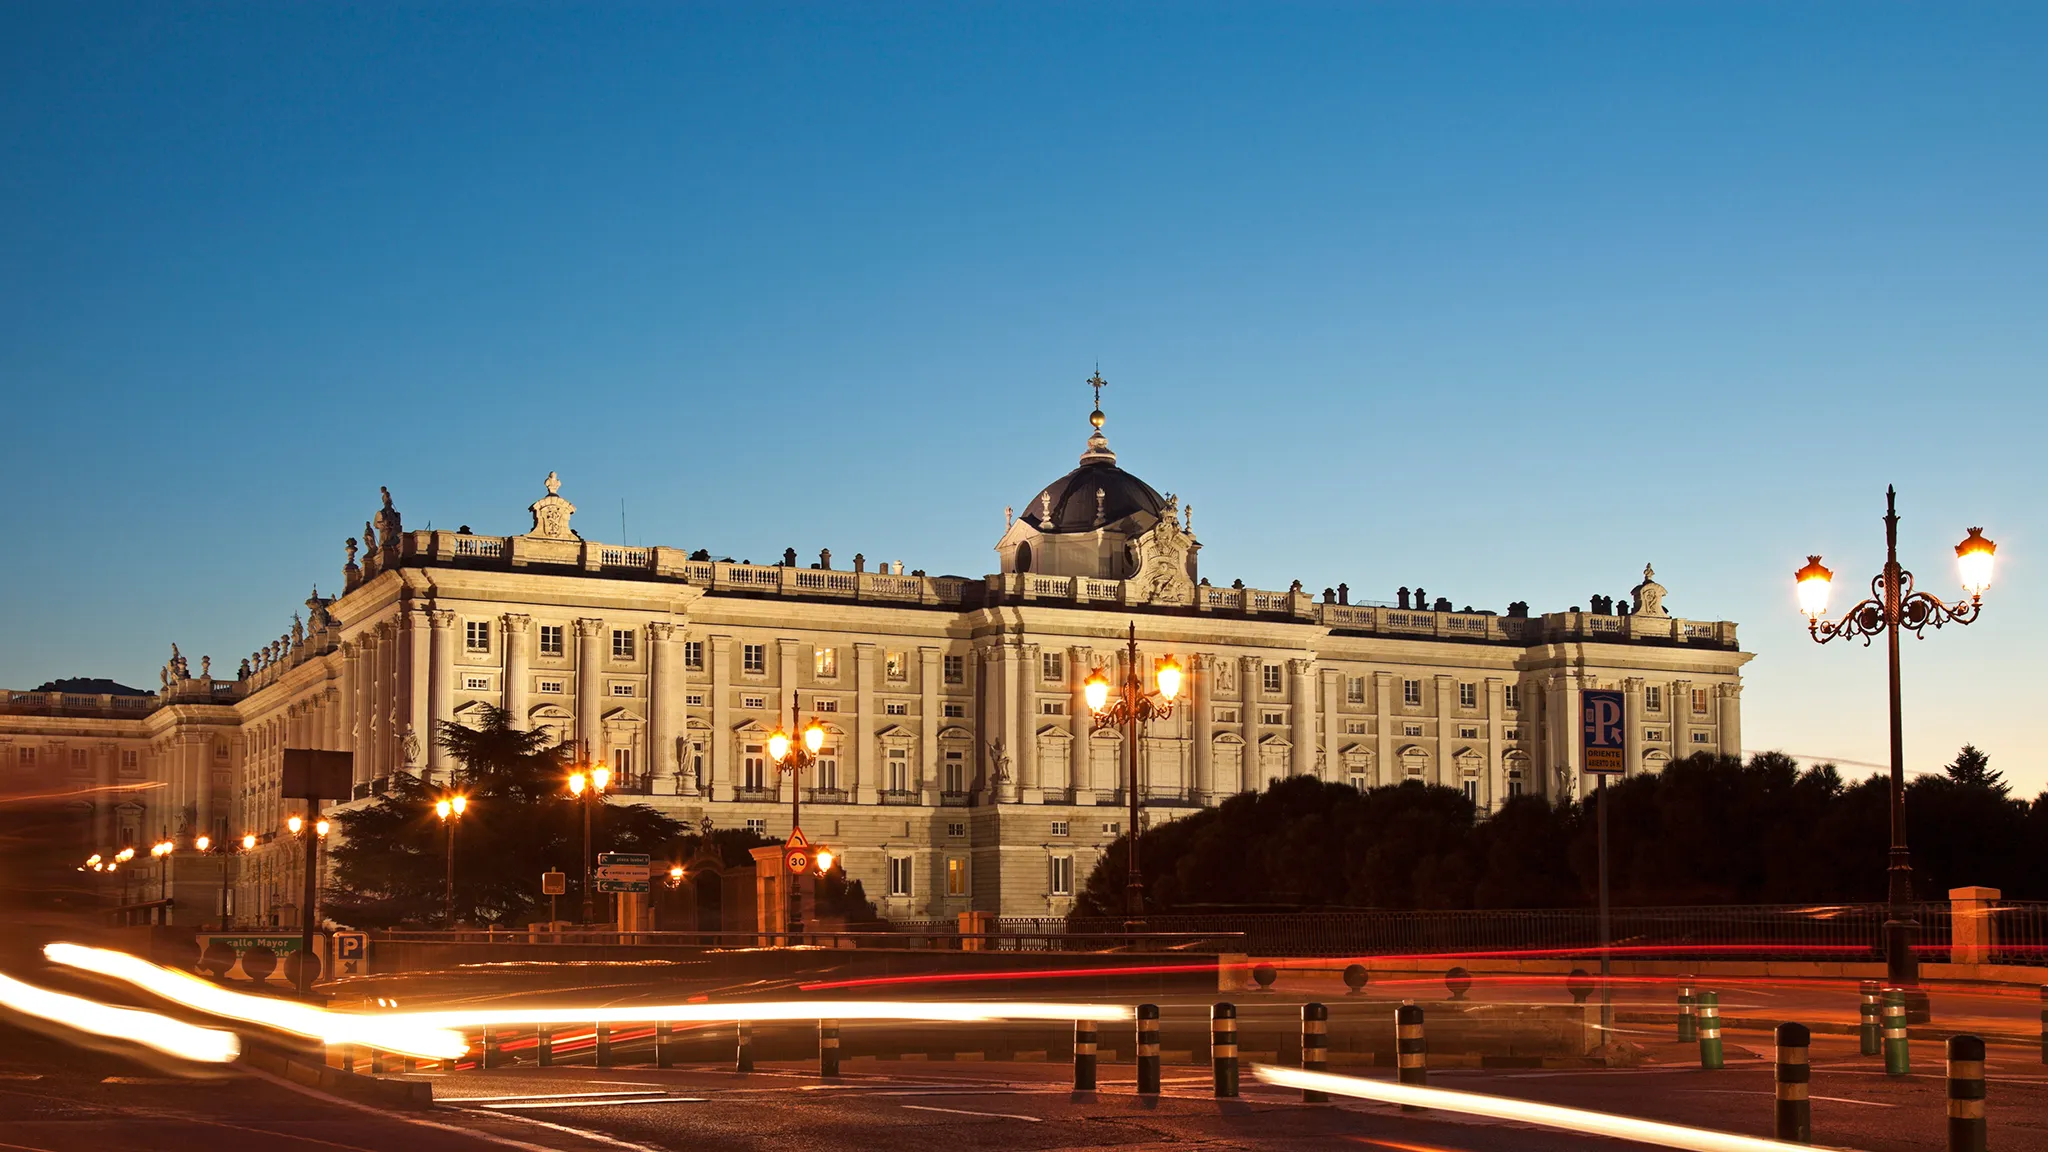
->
946;857;967;896
612;629;636;660
1692;689;1709;715
539;625;565;657
1402;679;1422;707
1262;664;1282;693
1459;682;1477;709
1042;653;1064;682
743;644;767;675
1346;676;1365;704
943;655;964;684
1049;855;1073;896
465;621;491;653
885;651;907;681
815;648;837;677
888;856;913;897
684;640;704;669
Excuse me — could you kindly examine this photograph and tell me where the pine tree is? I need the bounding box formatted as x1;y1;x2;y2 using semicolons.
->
1944;744;2008;796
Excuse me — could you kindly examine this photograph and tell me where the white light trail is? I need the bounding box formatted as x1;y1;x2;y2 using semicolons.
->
0;969;239;1063
42;943;465;1060
387;1000;1132;1030
1251;1066;1831;1152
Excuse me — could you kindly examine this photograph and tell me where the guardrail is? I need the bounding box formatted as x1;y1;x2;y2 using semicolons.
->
373;927;1247;953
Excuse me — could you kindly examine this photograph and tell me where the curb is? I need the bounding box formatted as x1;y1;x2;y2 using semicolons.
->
239;1045;435;1109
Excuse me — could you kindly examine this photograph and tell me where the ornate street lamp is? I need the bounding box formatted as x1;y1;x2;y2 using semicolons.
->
1082;622;1183;926
567;760;610;923
434;794;468;928
1797;485;1996;990
767;692;828;943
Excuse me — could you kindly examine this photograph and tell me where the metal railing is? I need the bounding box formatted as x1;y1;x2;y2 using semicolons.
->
372;926;1247;954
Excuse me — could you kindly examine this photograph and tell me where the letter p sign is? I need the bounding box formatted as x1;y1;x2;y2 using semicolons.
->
1582;689;1626;775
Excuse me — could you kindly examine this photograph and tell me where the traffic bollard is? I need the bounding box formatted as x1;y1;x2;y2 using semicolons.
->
1677;978;1697;1043
1774;1022;1811;1144
595;1021;613;1067
1211;1003;1238;1098
2038;985;2046;1065
656;1021;674;1069
1947;1034;1986;1152
1861;980;1883;1057
819;1019;841;1078
736;1021;754;1073
1884;989;1911;1076
335;1045;354;1074
442;1035;459;1073
1697;991;1724;1070
1301;1002;1329;1104
482;1025;502;1070
536;1025;553;1067
1073;1019;1098;1090
370;1048;386;1075
1396;1001;1427;1111
1136;1003;1161;1095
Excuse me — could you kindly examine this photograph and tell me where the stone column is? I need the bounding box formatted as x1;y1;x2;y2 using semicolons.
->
854;643;878;805
93;742;116;845
428;609;455;776
989;643;1019;803
1433;675;1457;787
1016;641;1039;801
1374;672;1394;788
710;635;734;798
407;608;431;772
1556;673;1585;799
1190;653;1212;800
649;621;679;792
919;647;941;802
1239;656;1261;792
1068;644;1094;801
502;613;531;730
352;634;374;783
1288;657;1316;778
1319;667;1342;782
777;638;801;721
1671;678;1693;758
1485;677;1506;811
576;618;605;760
1718;682;1742;759
1624;677;1645;777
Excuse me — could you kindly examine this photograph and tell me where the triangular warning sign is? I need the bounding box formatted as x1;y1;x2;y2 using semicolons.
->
784;827;809;851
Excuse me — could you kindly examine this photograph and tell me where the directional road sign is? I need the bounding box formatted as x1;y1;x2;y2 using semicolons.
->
1581;688;1626;776
595;852;651;893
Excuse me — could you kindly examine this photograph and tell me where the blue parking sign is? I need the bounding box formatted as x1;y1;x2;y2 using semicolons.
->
1582;689;1626;776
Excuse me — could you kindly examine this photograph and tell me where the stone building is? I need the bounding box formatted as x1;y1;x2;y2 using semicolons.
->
0;392;1751;925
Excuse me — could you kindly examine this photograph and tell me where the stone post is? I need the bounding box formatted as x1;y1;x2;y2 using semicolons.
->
1949;886;2000;965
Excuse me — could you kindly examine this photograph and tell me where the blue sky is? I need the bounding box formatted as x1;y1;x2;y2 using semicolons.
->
5;3;2044;791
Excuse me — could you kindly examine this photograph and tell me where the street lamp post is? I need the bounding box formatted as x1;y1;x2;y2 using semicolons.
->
567;761;610;923
1082;623;1183;927
767;691;826;945
151;840;174;905
434;794;467;928
1797;485;1996;990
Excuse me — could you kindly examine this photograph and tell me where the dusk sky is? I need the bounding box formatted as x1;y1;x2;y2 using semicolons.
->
5;4;2044;789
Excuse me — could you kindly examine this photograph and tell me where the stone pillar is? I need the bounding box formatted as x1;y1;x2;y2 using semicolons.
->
919;647;941;802
1016;641;1039;801
353;634;375;782
1319;667;1342;782
1239;656;1261;792
93;742;116;845
1554;673;1585;799
1948;886;2000;964
649;621;679;792
1671;678;1693;759
407;608;431;772
777;638;801;719
710;636;734;798
1374;672;1394;788
1068;644;1094;801
1288;658;1316;778
991;643;1019;803
1484;677;1506;811
1718;683;1742;759
428;609;455;775
502;614;531;730
1433;675;1456;788
576;618;605;760
854;643;878;805
1624;677;1645;777
1190;653;1212;800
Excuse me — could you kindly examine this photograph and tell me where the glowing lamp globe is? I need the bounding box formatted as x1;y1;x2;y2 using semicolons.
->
568;771;586;796
1956;528;1996;596
286;816;303;835
766;729;792;764
592;764;611;792
241;834;256;851
815;849;834;873
434;799;451;820
1794;555;1833;620
1083;668;1111;715
1156;656;1183;702
194;836;210;852
451;794;467;816
803;722;825;755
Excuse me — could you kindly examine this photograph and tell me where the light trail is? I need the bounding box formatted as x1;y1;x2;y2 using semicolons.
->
799;962;1216;992
383;999;1132;1030
42;943;465;1059
0;969;239;1063
1251;1065;1840;1152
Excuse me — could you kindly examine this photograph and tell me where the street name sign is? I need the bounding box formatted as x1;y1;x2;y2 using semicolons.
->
595;852;651;893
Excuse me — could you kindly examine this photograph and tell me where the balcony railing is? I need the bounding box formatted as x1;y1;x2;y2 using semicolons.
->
938;790;973;807
878;789;921;806
732;786;777;803
807;787;850;804
1038;787;1075;804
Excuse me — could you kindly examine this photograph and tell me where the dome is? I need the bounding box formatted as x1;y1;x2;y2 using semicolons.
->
1022;459;1169;534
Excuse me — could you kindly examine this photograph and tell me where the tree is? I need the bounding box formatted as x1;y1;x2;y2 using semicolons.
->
1945;744;2008;796
326;706;684;927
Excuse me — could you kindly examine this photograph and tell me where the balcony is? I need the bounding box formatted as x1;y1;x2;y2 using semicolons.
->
732;787;777;803
1038;787;1075;804
938;790;974;807
1094;789;1125;806
878;789;921;806
807;787;850;805
1144;787;1203;808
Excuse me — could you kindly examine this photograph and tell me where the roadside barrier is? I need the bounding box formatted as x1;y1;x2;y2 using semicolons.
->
1301;1002;1328;1103
1395;1001;1426;1111
1860;980;1882;1057
1774;1022;1810;1143
595;1021;613;1067
1697;991;1723;1070
1342;964;1368;995
1947;1034;1986;1152
1073;1019;1097;1089
1136;1003;1161;1095
1211;1002;1238;1097
656;1021;674;1068
819;1019;841;1078
1677;978;1697;1043
736;1021;754;1073
536;1025;553;1067
1445;967;1471;1001
481;1024;504;1070
1883;989;1910;1076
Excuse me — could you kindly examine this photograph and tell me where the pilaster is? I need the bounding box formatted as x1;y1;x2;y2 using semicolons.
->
1190;653;1213;799
575;618;605;760
1318;666;1342;782
428;608;455;774
1374;671;1394;789
502;613;531;730
1288;657;1316;778
649;621;679;791
854;642;878;804
710;635;734;796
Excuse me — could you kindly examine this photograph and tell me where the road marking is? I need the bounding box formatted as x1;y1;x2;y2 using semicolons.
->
451;1091;669;1103
476;1098;706;1110
1676;1089;1895;1108
900;1104;1042;1123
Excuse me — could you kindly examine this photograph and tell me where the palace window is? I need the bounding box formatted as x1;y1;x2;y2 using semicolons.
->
1041;701;1064;715
742;644;767;675
1261;711;1284;725
683;640;704;670
70;748;87;768
1262;664;1282;693
612;629;636;660
814;747;838;791
943;751;966;792
538;680;563;695
888;856;913;897
18;748;34;767
942;703;965;718
1346;676;1366;704
1049;855;1074;896
742;745;766;791
1458;726;1479;739
815;698;838;712
1402;679;1422;706
1645;686;1663;712
611;682;635;697
1507;770;1524;798
121;750;138;769
1102;821;1120;835
539;625;565;657
946;857;968;897
1051;820;1069;837
885;651;907;681
1692;689;1709;714
815;647;837;677
1459;682;1477;709
1645;729;1664;742
464;675;490;691
1403;723;1423;737
885;701;907;715
465;621;491;653
742;694;765;710
1462;777;1479;803
686;691;704;706
943;655;965;684
612;747;635;784
1347;721;1367;734
946;822;965;838
1505;727;1520;741
745;818;767;834
1692;731;1712;744
1214;708;1239;724
1503;684;1520;710
886;748;911;792
1042;652;1064;682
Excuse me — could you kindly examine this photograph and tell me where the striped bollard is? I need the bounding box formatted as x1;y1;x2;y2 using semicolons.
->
1947;1034;1986;1152
1697;991;1724;1070
1677;979;1697;1043
1395;1001;1427;1112
656;1021;674;1069
820;1019;841;1078
536;1025;553;1067
736;1021;755;1073
1860;980;1883;1057
1073;1019;1097;1090
1136;1003;1161;1095
1301;1002;1329;1103
1883;988;1910;1076
1211;1003;1238;1098
370;1049;386;1075
1774;1022;1811;1143
481;1024;503;1070
595;1021;613;1067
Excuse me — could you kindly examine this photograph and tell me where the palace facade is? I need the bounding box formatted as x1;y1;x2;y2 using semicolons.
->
1;398;1751;924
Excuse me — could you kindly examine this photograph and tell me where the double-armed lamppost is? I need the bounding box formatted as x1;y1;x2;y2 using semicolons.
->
150;839;175;904
567;760;610;923
1796;485;1997;989
433;793;468;928
767;693;827;943
1082;623;1183;926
